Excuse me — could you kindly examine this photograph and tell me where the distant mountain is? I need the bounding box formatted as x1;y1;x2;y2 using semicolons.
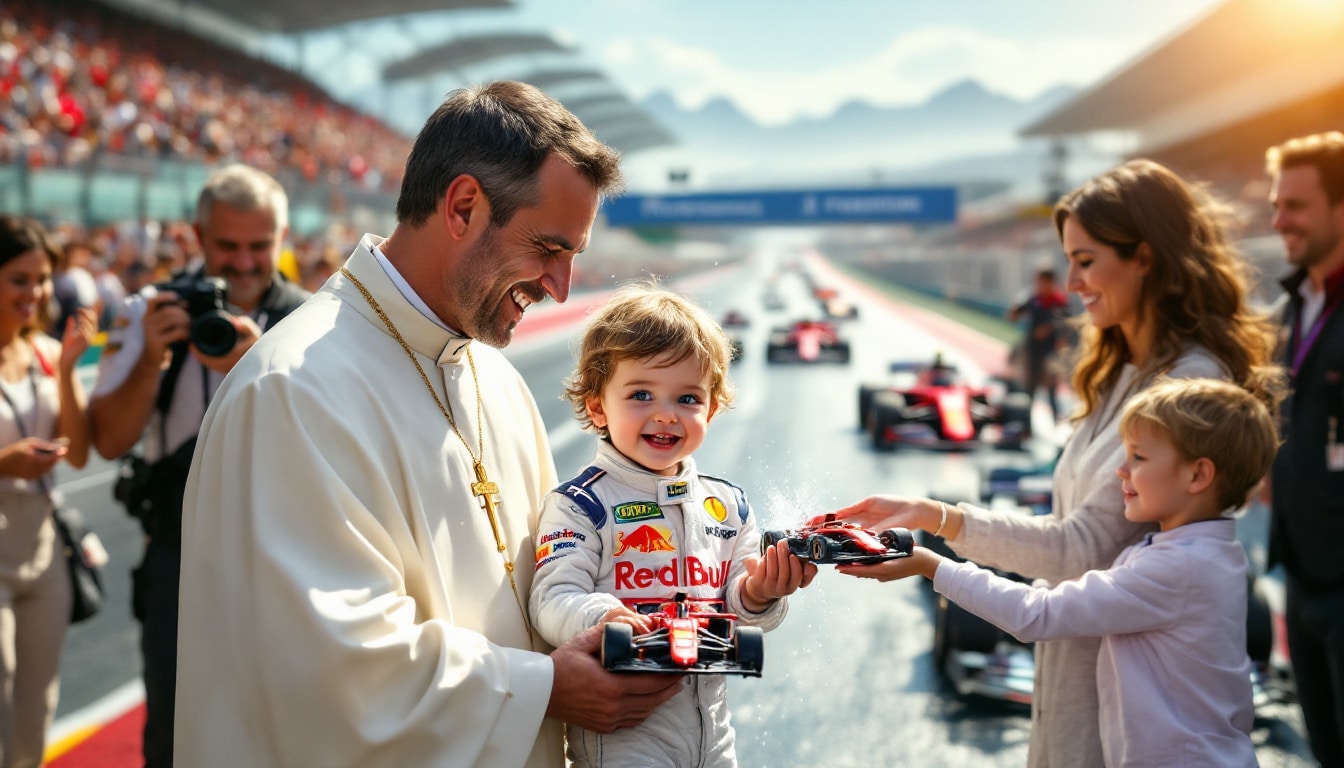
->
637;79;1081;190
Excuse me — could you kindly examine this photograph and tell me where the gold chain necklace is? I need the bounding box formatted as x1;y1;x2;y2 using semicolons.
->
340;267;532;641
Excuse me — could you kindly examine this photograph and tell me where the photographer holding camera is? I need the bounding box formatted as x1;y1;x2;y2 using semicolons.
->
88;164;309;768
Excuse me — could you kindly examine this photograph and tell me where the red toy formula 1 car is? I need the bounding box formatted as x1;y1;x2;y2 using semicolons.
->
601;593;764;677
765;319;851;364
761;513;914;564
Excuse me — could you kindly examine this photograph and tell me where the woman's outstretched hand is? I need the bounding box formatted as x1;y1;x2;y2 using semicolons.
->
833;495;940;534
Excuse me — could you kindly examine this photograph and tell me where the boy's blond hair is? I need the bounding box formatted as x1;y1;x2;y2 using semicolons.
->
1118;373;1285;511
564;283;735;436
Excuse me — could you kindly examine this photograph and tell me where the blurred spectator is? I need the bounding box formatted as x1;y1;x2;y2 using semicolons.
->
49;239;99;338
1007;264;1071;429
89;255;125;330
301;243;342;292
119;259;151;295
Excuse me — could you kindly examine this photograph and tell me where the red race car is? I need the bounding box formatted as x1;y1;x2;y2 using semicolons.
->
765;319;851;364
601;593;764;677
761;513;914;564
857;356;1030;450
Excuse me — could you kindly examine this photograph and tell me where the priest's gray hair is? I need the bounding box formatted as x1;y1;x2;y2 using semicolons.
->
196;163;289;232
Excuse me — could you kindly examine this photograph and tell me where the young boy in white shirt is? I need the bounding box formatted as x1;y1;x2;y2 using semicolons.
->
530;284;817;767
839;375;1283;767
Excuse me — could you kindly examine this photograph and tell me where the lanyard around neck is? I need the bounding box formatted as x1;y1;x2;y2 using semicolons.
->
0;350;41;440
1292;291;1344;377
0;349;50;493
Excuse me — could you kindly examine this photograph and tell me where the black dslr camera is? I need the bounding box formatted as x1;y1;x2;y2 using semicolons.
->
157;275;237;357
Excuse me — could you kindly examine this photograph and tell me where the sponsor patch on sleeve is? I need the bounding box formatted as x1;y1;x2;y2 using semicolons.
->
535;528;587;566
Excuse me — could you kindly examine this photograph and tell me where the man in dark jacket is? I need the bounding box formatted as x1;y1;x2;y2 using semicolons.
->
1266;131;1344;768
88;164;310;768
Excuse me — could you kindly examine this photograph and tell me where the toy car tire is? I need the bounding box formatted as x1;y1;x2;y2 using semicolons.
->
733;626;764;672
601;622;635;669
878;528;914;555
808;535;832;562
760;530;786;555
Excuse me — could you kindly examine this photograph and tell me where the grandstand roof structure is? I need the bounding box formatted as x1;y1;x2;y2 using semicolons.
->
511;67;610;91
1020;0;1344;158
382;32;572;83
560;92;638;115
175;0;511;34
380;35;676;154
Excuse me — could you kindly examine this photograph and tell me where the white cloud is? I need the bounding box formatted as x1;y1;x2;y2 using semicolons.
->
602;24;1145;125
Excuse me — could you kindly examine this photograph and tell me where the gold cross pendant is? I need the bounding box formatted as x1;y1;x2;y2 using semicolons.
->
472;462;507;554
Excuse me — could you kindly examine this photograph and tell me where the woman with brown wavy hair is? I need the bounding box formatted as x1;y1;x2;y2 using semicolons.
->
830;159;1280;767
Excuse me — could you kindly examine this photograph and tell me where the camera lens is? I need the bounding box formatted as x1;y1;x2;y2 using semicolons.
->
191;312;238;357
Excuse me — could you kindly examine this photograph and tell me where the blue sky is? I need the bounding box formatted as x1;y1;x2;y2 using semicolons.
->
279;0;1227;126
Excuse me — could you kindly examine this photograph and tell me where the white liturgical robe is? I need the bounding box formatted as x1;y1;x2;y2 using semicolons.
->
176;235;564;767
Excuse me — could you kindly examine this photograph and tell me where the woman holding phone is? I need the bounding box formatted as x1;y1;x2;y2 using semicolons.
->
0;215;97;768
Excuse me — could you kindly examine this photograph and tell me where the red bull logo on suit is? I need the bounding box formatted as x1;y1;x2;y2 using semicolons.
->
614;556;732;591
614;524;676;556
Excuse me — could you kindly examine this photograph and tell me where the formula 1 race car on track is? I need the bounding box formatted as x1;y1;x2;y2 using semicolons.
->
857;357;1031;450
766;319;851;364
820;297;860;321
761;513;914;564
601;593;764;677
720;309;751;328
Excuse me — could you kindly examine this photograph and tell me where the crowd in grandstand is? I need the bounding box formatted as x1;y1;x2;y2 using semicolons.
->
1;0;411;190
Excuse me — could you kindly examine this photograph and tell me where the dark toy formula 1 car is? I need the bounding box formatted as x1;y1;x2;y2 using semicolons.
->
765;319;851;364
761;513;914;564
601;593;764;677
857;357;1031;451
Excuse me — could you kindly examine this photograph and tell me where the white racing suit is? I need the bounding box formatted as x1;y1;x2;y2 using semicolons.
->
530;440;786;767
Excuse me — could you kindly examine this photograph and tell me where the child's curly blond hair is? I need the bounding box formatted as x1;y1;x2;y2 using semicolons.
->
564;282;735;437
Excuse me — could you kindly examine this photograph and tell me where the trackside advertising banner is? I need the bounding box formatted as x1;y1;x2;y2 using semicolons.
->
601;187;957;226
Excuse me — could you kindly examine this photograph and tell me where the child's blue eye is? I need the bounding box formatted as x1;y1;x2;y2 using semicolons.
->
632;391;652;401
679;394;702;405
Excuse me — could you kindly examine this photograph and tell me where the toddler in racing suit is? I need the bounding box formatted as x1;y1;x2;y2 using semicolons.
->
530;284;817;767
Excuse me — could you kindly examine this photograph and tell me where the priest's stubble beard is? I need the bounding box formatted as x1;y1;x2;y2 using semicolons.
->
454;223;546;348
